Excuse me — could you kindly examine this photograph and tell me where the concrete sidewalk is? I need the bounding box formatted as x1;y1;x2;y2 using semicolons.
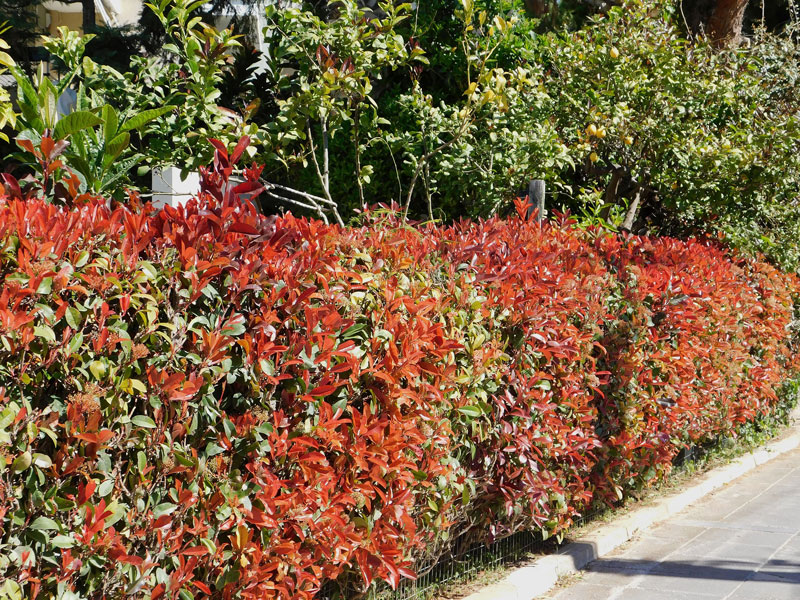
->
547;447;800;600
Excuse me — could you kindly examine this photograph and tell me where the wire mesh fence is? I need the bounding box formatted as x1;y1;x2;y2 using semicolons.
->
319;527;555;600
319;426;769;600
373;528;545;600
317;451;705;600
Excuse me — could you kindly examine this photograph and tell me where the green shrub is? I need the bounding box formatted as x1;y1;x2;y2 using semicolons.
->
0;142;797;598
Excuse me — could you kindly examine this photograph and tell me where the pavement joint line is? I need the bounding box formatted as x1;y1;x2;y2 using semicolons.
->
714;447;800;523
671;520;798;535
600;509;714;600
719;523;800;599
458;407;800;600
616;458;800;599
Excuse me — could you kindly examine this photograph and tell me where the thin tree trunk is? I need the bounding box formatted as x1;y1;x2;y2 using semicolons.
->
306;120;344;226
82;0;96;34
622;188;642;232
321;117;330;195
707;0;749;46
523;0;548;17
403;119;471;220
403;137;456;221
424;162;433;221
353;108;366;211
605;170;623;205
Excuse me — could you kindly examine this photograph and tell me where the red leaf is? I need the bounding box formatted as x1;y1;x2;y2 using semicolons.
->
207;138;228;157
230;135;251;165
153;515;172;528
228;221;260;236
151;583;166;600
77;479;96;506
231;180;265;197
193;582;212;595
308;384;337;397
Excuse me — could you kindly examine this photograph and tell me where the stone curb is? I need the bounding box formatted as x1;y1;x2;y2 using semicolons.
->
460;407;800;600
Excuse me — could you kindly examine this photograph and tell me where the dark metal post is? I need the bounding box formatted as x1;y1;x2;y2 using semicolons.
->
82;0;96;33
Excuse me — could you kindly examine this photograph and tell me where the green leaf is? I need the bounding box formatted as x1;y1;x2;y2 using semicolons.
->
331;397;348;415
102;105;118;144
65;307;81;330
36;277;52;295
11;66;39;124
204;443;225;458
51;535;75;548
0;408;15;430
55;65;81;98
89;360;106;379
153;502;178;518
103;131;130;166
457;405;483;418
39;426;58;445
343;322;367;339
0;50;14;68
32;453;52;469
220;315;246;337
33;325;56;344
29;516;59;531
179;589;195;600
99;155;141;191
53;111;103;141
125;379;147;395
105;501;127;526
1;578;22;600
97;479;114;497
11;451;31;473
75;251;90;268
120;106;175;133
259;359;275;376
67;331;83;355
131;415;156;429
39;75;58;130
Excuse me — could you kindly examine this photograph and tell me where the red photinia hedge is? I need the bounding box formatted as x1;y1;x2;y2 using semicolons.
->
0;142;797;599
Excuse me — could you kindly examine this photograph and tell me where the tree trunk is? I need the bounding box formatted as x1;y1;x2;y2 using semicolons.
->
82;0;96;34
523;0;549;17
707;0;749;46
621;188;642;232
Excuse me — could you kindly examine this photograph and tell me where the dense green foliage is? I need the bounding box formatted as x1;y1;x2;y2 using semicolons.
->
5;0;252;199
5;1;800;266
534;4;800;268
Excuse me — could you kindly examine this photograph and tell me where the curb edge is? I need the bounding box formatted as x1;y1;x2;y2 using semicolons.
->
458;407;800;600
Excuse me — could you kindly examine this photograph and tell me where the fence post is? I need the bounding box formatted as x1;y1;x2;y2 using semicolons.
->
527;179;546;224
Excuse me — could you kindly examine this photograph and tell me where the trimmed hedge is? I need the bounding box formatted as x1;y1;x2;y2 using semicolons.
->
0;146;798;599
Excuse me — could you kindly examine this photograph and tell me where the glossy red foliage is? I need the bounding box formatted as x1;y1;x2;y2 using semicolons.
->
0;146;797;599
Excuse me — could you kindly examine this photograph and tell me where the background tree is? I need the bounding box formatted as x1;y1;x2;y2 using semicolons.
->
685;0;793;42
708;0;749;44
686;0;749;45
0;0;45;69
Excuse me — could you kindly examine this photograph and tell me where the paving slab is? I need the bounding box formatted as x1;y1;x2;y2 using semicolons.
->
548;447;800;600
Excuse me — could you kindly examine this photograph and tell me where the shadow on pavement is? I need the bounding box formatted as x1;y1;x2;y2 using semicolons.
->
584;556;800;582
